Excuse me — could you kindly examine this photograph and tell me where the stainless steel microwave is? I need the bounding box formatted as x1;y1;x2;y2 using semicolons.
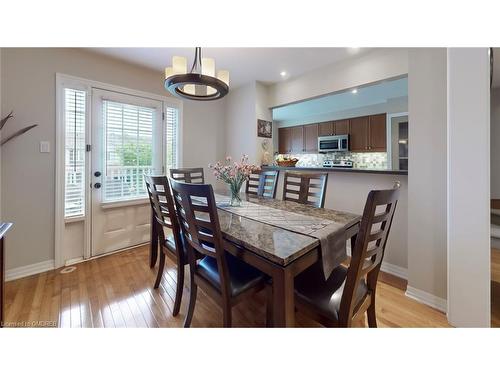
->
318;135;349;152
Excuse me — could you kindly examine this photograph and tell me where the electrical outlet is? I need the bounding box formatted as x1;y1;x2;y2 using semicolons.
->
40;141;50;153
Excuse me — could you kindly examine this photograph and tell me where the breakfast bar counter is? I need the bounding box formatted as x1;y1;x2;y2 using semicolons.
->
262;165;408;176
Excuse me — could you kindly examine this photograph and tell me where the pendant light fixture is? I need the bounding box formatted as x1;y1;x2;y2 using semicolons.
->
164;47;229;101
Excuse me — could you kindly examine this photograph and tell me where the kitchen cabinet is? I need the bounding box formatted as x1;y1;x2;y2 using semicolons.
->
368;113;387;151
348;114;387;152
278;127;292;153
349;116;369;152
290;126;304;152
277;113;387;154
333;119;349;135
303;124;318;152
318;121;334;136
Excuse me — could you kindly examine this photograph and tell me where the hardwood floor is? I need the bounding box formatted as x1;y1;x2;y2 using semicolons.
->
3;245;450;328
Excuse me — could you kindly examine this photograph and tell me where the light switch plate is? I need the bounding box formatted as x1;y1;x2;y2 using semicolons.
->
40;141;50;153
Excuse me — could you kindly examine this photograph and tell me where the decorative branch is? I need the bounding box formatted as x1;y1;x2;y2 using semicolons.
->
1;111;38;146
1;124;38;146
0;111;14;130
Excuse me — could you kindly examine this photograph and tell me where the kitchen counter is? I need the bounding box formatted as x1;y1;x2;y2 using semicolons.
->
262;165;408;176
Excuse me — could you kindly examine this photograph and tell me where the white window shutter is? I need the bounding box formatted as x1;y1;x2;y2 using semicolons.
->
64;88;86;218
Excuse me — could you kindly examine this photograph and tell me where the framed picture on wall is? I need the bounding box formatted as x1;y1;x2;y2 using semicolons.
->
257;119;272;138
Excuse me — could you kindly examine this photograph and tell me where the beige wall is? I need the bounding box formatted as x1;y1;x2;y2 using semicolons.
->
407;48;448;301
0;48;226;270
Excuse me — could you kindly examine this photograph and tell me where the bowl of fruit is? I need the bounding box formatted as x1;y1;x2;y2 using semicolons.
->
276;155;299;167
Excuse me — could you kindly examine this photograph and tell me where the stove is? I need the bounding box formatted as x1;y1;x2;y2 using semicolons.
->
323;159;353;168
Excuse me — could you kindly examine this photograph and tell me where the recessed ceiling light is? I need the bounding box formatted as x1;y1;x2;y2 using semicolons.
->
351;89;358;94
280;71;287;77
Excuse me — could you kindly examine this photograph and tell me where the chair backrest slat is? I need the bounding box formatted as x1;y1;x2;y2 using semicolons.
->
144;175;183;254
170;168;205;184
169;179;232;298
282;171;328;208
338;182;400;326
245;170;279;199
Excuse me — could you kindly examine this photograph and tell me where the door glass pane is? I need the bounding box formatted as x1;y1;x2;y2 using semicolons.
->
102;100;155;202
165;107;179;172
64;88;86;217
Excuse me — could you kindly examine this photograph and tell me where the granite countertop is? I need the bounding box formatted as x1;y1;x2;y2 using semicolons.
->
210;192;361;266
263;165;408;175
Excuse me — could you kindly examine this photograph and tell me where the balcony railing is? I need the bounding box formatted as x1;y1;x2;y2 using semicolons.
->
104;165;154;202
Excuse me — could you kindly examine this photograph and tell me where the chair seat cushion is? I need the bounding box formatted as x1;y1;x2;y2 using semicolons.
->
164;233;186;258
294;263;368;322
197;253;265;297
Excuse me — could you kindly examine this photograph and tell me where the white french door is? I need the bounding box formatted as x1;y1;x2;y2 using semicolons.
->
90;89;163;256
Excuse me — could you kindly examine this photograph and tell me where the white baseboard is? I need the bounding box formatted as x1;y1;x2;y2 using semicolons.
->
380;261;408;280
5;259;55;281
405;286;447;313
65;257;84;266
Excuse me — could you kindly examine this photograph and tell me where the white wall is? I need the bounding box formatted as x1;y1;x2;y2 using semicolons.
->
407;48;448;303
225;81;274;165
0;48;226;270
255;81;274;160
268;48;409;108
491;88;500;198
225;82;258;163
182;98;227;185
447;48;490;327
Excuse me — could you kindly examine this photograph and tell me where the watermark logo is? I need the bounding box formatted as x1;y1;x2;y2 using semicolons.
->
1;320;57;327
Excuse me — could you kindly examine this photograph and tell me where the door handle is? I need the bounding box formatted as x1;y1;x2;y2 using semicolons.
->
94;171;101;177
94;183;102;189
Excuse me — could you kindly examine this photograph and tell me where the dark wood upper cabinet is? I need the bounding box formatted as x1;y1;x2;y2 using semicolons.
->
333;119;349;135
278;127;292;153
290;126;304;153
303;124;318;152
318;121;334;136
349;116;369;152
277;113;387;155
368;113;387;151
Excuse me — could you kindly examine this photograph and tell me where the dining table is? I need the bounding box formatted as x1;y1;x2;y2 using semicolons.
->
150;191;361;327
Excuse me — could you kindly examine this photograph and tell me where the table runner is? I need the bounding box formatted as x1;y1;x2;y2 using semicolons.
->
213;193;356;278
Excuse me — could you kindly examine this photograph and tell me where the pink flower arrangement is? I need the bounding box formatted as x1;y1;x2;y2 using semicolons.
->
209;155;260;205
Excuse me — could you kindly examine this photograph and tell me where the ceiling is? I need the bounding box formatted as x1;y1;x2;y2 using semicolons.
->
86;47;368;88
273;77;408;122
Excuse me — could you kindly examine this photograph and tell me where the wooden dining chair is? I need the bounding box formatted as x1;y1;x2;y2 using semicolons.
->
149;168;204;269
293;182;400;327
245;170;280;198
169;179;268;328
282;171;328;208
144;175;186;316
169;167;205;184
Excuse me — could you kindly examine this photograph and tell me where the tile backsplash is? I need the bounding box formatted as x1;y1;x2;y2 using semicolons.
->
280;152;388;169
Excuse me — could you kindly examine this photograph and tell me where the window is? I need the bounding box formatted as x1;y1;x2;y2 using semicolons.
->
165;107;179;171
64;88;86;218
103;100;155;202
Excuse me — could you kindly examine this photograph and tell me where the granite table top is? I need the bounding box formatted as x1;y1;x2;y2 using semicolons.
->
212;192;361;266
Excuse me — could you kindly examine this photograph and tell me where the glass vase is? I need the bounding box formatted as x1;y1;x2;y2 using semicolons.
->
229;181;243;207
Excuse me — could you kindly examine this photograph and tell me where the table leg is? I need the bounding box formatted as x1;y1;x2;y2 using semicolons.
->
149;210;158;268
272;267;295;327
